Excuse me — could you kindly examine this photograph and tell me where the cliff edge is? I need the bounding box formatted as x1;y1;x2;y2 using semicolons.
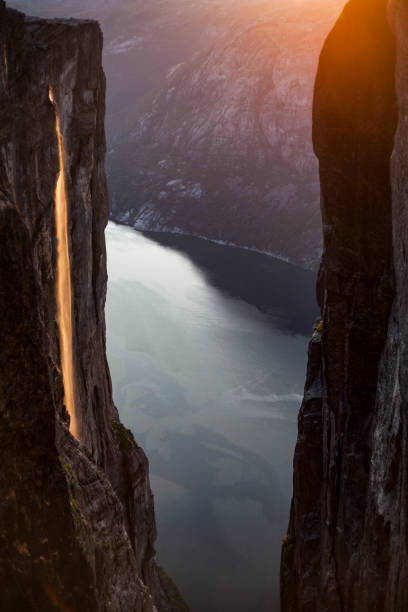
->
281;0;408;610
0;2;187;610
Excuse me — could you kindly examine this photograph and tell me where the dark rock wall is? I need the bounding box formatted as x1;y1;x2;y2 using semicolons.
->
281;0;408;610
0;3;186;610
0;196;98;612
363;1;408;609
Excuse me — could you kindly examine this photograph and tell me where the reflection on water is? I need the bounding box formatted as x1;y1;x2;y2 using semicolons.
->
105;222;317;612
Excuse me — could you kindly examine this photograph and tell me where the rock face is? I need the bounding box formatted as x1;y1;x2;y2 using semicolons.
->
281;0;408;610
0;3;187;610
108;0;344;269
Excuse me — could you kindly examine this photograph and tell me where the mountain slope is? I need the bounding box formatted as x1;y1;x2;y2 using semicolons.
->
108;0;344;267
9;0;274;138
12;0;345;267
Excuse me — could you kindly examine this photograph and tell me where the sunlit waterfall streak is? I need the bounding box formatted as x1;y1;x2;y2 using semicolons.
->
49;88;78;439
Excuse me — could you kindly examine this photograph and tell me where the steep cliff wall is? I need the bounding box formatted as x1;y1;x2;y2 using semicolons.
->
0;2;186;610
281;0;408;610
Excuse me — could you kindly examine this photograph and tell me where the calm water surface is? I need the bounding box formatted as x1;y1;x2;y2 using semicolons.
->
105;222;317;612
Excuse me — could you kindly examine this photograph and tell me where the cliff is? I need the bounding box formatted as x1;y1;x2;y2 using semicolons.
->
281;0;408;610
0;2;187;610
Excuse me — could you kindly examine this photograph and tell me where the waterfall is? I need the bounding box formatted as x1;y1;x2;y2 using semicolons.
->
49;88;78;439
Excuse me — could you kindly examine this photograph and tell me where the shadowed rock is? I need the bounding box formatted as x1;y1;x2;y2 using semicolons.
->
0;3;187;610
281;0;408;610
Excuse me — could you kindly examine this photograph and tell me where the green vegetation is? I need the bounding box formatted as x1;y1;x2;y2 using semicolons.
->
69;494;84;528
157;566;190;612
281;534;296;565
58;456;74;482
59;457;82;525
70;495;81;516
312;319;324;339
281;534;297;595
111;419;134;453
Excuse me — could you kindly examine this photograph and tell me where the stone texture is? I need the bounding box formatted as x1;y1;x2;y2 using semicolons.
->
281;0;408;610
0;194;97;612
0;3;186;610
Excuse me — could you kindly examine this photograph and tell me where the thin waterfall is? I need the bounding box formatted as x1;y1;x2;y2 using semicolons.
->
49;88;78;439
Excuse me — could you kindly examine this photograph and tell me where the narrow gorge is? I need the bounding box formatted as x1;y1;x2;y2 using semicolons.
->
282;0;408;610
0;2;186;610
3;0;408;610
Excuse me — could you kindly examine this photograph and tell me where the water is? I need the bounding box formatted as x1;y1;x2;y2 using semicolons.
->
105;222;317;612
